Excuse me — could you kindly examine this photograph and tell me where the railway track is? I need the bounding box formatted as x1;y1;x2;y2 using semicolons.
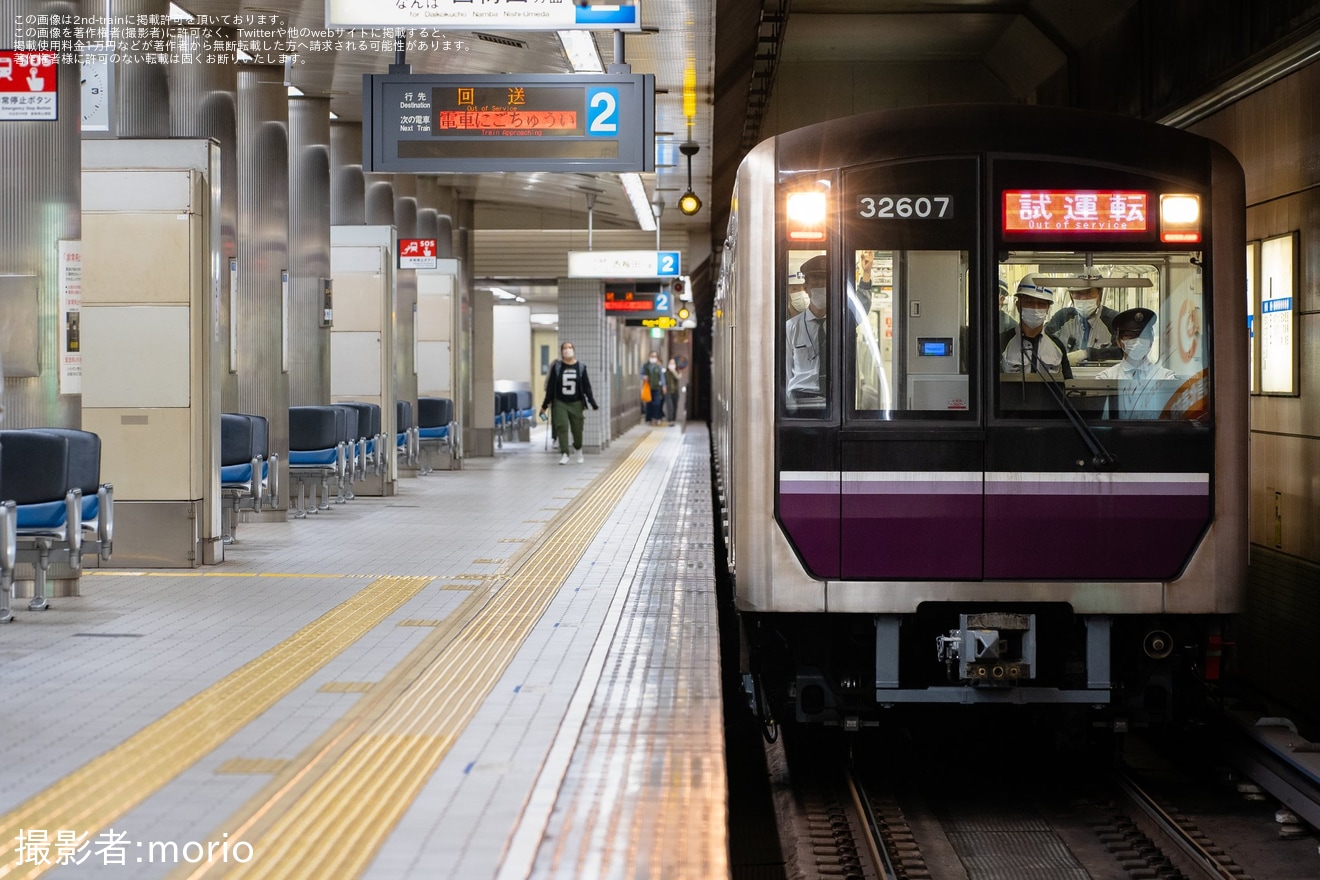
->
768;719;1320;880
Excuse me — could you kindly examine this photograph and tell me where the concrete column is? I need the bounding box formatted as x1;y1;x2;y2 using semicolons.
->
556;277;608;452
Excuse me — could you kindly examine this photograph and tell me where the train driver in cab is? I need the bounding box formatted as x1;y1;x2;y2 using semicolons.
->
1045;281;1122;365
785;254;831;407
1000;276;1072;379
1097;307;1178;418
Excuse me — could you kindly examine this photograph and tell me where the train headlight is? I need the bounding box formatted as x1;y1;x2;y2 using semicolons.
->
787;191;828;241
1160;193;1201;243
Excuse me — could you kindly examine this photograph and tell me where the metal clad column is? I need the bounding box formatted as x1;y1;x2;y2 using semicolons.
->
0;0;80;430
457;198;490;456
235;65;290;508
110;0;170;138
394;181;419;416
556;277;609;452
330;120;365;226
169;27;238;401
288;96;332;406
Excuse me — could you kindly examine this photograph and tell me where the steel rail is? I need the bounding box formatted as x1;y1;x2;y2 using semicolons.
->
1115;771;1238;880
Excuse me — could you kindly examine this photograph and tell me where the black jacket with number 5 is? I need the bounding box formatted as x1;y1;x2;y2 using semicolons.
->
541;359;598;409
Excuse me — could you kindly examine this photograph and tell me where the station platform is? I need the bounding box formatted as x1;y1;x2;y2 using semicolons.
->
0;423;727;879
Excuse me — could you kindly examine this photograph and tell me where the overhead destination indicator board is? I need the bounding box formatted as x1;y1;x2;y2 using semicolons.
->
363;72;655;174
568;250;680;278
327;0;640;31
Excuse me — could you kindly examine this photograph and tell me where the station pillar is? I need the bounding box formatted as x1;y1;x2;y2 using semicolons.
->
556;278;610;452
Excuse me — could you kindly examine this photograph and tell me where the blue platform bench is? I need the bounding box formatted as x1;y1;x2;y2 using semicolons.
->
0;428;114;620
396;400;418;470
417;397;459;473
338;401;384;482
287;406;347;518
220;413;277;543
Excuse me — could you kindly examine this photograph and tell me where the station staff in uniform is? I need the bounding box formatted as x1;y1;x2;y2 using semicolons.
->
1097;307;1178;418
1000;276;1072;379
785;254;831;406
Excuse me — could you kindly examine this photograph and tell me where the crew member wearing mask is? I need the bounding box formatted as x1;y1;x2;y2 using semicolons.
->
1000;276;1072;379
1096;307;1177;418
1045;283;1121;365
785;254;832;406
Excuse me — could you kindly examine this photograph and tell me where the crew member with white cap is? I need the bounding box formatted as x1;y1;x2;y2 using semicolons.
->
1096;307;1178;418
1046;280;1121;365
999;275;1072;379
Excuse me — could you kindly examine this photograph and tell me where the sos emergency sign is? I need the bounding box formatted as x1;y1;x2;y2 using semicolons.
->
0;51;58;121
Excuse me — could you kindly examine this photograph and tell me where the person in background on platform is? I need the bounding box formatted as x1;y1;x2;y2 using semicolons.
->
1096;307;1178;418
540;341;599;464
1000;275;1072;379
641;351;666;425
1045;282;1121;365
664;357;682;426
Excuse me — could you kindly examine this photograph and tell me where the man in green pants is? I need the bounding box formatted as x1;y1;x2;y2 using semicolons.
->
539;341;600;464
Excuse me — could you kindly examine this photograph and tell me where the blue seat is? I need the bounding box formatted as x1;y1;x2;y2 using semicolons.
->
0;428;112;614
396;400;418;468
288;407;345;517
418;397;458;472
339;402;384;478
220;413;276;542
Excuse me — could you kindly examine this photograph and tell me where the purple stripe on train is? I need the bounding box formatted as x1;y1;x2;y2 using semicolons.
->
777;472;1211;581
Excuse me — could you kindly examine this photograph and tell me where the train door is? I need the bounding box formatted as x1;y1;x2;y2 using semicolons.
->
838;159;983;579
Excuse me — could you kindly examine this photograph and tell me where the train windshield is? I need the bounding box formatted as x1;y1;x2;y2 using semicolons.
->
997;253;1209;421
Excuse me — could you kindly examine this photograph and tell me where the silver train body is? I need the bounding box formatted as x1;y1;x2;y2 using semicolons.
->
711;104;1247;726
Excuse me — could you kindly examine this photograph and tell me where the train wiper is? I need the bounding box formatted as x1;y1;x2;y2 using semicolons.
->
1037;364;1118;468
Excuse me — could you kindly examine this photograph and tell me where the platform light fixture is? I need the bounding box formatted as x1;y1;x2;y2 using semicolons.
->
678;141;701;216
558;30;604;73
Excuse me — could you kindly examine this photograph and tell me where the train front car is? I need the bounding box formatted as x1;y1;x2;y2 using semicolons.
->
720;105;1247;731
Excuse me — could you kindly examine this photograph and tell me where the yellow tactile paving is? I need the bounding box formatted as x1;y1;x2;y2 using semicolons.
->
196;431;662;880
0;575;433;880
214;760;291;776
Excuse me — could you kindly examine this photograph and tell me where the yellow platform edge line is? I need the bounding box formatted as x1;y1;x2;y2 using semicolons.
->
0;575;434;880
195;432;664;880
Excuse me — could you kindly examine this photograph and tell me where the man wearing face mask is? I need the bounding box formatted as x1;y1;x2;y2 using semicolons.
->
785;254;831;405
1096;308;1177;418
1000;276;1072;379
1045;283;1121;365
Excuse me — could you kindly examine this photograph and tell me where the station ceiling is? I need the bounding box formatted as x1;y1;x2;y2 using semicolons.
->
183;0;1146;310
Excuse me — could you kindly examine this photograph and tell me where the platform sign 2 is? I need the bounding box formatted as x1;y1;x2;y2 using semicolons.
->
363;73;655;174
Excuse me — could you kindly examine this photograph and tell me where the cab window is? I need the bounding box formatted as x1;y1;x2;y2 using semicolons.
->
996;253;1209;421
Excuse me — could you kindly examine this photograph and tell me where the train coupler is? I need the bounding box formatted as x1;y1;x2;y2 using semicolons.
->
935;612;1037;685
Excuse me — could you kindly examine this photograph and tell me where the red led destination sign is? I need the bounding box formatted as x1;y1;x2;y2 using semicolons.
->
1003;190;1148;234
604;296;657;312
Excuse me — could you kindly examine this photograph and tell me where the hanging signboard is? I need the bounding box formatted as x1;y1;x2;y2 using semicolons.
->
568;250;679;278
363;72;655;174
327;0;640;31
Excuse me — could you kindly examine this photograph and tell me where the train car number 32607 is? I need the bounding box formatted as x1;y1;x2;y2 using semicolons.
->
857;195;953;219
